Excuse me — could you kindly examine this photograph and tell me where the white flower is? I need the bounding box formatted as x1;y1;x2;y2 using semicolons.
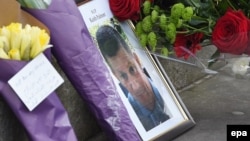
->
231;57;250;76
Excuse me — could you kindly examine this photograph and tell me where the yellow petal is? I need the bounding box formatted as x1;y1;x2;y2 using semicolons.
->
8;48;21;60
30;38;42;59
0;26;11;39
10;30;22;50
6;23;22;32
6;23;22;50
20;34;31;60
24;24;32;33
39;29;50;47
0;48;9;59
29;26;50;59
0;36;10;53
0;37;3;48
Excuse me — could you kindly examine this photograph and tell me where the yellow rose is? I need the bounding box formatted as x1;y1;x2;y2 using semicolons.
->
0;47;9;59
0;26;10;40
8;48;21;60
39;29;50;47
0;23;51;60
0;36;9;52
30;26;50;58
20;33;31;60
7;23;23;50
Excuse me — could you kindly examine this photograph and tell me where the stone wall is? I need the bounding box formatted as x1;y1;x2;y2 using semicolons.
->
158;45;224;90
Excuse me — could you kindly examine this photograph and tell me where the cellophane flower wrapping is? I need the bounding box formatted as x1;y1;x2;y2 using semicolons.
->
210;53;250;79
24;0;141;140
0;1;77;140
107;0;250;78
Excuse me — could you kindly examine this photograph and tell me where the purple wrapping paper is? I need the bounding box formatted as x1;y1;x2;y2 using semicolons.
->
0;50;77;141
24;0;141;140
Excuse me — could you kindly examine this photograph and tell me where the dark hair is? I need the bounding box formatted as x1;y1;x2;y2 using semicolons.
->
96;25;132;62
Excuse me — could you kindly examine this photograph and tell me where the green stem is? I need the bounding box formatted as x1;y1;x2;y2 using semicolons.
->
191;15;209;21
176;31;190;34
209;0;221;17
226;0;236;10
182;24;210;35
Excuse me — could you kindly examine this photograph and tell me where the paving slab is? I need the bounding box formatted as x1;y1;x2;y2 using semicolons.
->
173;67;250;141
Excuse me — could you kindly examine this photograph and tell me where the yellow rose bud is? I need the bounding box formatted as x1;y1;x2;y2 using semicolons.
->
30;38;42;59
10;32;22;50
0;47;9;59
30;26;50;59
20;34;31;60
24;24;32;32
39;29;50;47
0;36;10;53
8;48;21;60
30;26;50;47
7;23;23;50
0;26;10;40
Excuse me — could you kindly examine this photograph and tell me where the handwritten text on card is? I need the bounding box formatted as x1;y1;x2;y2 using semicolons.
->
8;53;64;111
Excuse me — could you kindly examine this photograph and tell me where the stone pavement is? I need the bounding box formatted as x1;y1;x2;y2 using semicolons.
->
173;67;250;141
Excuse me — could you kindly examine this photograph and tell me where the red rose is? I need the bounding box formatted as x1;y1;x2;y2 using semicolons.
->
109;0;140;21
212;9;250;55
174;33;203;59
243;19;250;55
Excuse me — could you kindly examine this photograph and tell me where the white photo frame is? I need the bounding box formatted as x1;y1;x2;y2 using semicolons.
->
78;0;195;140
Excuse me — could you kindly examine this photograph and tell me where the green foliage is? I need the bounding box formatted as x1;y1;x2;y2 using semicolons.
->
147;32;157;51
142;16;153;32
143;0;152;15
171;3;185;19
135;0;198;55
135;0;250;60
151;10;159;23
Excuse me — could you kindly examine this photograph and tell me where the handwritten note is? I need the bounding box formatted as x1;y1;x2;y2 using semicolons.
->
8;53;64;111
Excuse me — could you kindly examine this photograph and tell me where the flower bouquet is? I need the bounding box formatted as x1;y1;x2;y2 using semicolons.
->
0;1;77;140
18;0;141;140
109;0;250;78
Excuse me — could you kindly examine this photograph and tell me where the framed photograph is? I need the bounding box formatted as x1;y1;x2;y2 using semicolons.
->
78;0;195;140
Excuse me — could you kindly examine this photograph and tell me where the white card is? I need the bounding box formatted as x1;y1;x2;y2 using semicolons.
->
8;53;64;111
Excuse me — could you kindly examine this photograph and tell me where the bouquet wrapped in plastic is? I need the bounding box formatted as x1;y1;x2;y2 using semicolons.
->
21;0;141;140
0;1;77;141
108;0;250;79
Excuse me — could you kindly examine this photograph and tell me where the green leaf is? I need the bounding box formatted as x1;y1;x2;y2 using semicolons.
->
189;16;209;25
183;0;201;7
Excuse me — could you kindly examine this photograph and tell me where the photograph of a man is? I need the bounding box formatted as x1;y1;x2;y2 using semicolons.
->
96;25;170;131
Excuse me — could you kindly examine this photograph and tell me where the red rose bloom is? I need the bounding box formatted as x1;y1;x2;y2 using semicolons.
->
243;19;250;55
174;33;203;59
212;9;250;55
109;0;140;21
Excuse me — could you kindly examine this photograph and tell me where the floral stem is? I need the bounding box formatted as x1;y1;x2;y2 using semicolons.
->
209;0;221;17
226;0;236;10
182;24;210;35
